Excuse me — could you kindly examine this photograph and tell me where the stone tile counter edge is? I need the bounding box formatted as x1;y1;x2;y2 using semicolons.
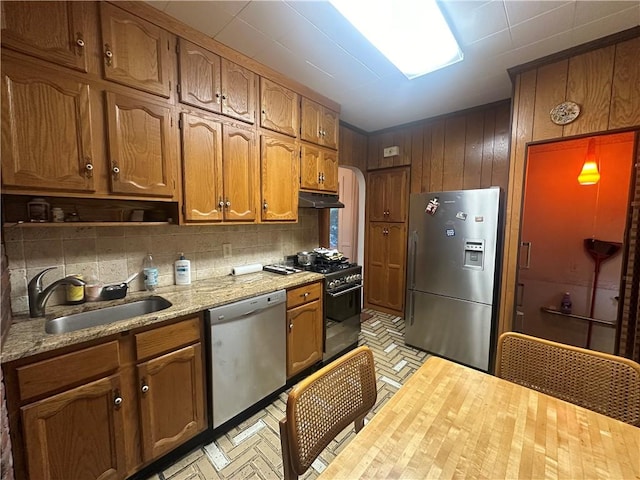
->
1;271;324;363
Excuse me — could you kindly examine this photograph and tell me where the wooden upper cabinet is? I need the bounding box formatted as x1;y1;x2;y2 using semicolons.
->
221;58;256;124
100;3;173;98
1;1;90;72
300;144;338;193
105;91;176;198
223;124;258;221
260;77;299;137
181;112;224;222
301;97;338;149
261;135;299;222
1;60;95;193
137;343;206;462
21;374;126;480
177;38;256;124
178;38;222;114
367;168;409;223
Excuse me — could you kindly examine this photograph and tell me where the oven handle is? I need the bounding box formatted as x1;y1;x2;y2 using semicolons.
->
326;284;362;298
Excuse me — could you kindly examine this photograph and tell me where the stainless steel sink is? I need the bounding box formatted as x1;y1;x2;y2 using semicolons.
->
45;296;172;334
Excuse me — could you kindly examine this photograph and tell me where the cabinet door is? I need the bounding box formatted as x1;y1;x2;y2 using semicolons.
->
1;1;89;72
365;223;389;307
177;38;221;114
260;77;298;137
260;135;299;221
385;223;407;312
223;124;258;221
100;3;172;98
21;374;126;480
321;107;339;149
106;91;176;198
300;97;322;145
287;300;323;378
221;58;256;123
367;171;388;222
300;144;321;191
321;150;338;193
181;113;223;222
137;343;206;461
385;168;409;222
1;61;95;192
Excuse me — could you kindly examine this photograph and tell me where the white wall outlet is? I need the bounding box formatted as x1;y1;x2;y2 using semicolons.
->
223;243;232;258
383;146;400;157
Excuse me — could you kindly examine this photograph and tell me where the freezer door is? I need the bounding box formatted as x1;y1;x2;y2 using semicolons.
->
405;290;492;371
408;188;500;304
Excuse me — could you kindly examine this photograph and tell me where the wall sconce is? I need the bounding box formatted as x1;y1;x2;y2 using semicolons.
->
578;138;600;185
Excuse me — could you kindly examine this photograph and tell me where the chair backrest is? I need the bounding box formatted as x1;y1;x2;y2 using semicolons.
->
280;346;377;480
496;332;640;426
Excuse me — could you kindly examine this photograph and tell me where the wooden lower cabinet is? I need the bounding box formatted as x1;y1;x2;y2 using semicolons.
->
137;343;205;461
5;315;206;480
286;282;323;378
365;222;407;315
21;374;126;480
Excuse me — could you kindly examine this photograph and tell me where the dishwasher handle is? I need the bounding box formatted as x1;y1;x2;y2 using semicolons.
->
207;289;286;326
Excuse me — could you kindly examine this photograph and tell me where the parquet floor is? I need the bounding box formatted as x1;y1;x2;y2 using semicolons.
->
147;309;429;480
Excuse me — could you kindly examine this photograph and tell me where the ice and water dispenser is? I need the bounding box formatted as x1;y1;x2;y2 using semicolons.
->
463;239;485;269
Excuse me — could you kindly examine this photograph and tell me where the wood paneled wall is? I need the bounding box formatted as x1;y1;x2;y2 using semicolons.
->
499;34;640;343
339;123;368;173
365;101;511;194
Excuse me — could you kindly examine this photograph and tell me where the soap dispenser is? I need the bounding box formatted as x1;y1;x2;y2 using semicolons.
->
174;253;191;285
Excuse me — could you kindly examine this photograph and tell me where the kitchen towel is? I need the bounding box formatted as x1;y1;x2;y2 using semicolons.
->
231;263;263;276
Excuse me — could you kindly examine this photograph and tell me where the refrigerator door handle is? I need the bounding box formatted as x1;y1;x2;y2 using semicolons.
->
516;282;525;307
520;241;532;269
408;230;418;289
407;290;415;326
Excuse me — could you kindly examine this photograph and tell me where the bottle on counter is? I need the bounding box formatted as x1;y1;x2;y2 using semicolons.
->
143;253;159;291
560;292;572;314
66;275;85;305
174;252;191;285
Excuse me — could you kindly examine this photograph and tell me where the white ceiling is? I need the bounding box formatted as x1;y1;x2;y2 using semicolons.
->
147;0;640;132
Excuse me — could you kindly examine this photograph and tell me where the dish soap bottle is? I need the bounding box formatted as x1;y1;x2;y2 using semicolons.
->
174;252;191;285
560;292;572;314
143;253;159;291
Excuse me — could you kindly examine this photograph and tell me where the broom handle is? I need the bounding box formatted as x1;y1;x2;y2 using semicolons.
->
586;259;602;349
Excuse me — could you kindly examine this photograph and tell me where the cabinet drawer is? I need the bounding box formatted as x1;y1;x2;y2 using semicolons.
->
135;316;200;361
287;282;322;309
17;341;120;402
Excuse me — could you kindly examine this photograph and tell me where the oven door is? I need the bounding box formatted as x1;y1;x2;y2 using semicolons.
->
324;284;362;362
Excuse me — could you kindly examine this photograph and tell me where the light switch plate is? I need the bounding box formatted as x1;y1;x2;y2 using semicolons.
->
383;146;400;157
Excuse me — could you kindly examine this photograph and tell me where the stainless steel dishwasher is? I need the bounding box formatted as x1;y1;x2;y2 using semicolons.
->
206;290;287;428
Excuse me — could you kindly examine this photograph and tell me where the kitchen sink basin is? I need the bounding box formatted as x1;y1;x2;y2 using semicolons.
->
45;296;172;334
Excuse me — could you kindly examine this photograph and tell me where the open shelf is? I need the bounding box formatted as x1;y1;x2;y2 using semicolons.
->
540;307;616;327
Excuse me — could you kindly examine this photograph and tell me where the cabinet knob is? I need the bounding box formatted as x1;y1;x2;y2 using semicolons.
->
84;161;93;178
289;323;293;331
141;381;149;394
76;35;85;49
221;94;227;101
215;92;221;99
112;164;120;176
218;198;225;208
104;44;113;66
302;292;309;298
225;200;231;208
262;109;266;115
114;391;123;408
263;200;268;210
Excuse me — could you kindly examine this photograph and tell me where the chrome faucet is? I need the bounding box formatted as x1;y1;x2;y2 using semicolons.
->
28;267;86;318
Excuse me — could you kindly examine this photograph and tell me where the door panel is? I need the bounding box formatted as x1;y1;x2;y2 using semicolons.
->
178;38;221;113
223;124;257;221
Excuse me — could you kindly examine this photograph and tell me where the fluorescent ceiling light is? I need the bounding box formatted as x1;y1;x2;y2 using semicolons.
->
329;0;463;79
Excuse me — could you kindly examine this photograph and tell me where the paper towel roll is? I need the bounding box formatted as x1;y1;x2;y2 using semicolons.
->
231;263;263;276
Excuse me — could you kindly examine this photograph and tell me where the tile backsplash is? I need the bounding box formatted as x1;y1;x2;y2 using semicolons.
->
3;210;319;314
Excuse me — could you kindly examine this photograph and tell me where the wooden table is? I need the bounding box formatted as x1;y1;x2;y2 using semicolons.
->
318;356;640;479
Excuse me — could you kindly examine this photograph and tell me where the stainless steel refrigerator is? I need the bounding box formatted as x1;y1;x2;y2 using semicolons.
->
405;187;503;371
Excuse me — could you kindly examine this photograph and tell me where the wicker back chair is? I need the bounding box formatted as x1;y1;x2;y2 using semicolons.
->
496;332;640;426
279;346;377;480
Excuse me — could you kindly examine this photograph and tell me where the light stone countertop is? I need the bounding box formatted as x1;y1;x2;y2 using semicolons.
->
1;270;324;364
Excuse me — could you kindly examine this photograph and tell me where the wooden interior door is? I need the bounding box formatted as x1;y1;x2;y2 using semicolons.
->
178;38;222;113
106;91;175;197
223;124;257;221
181;112;223;221
137;344;205;461
1;1;89;72
1;61;95;192
21;375;126;480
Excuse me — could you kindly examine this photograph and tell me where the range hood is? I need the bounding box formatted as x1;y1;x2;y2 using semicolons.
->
298;192;344;209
